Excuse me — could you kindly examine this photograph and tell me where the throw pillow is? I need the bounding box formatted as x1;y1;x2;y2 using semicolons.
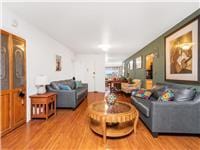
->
174;88;196;102
65;79;76;89
51;82;60;90
76;81;83;88
134;89;152;100
151;85;168;99
59;84;72;90
158;90;174;101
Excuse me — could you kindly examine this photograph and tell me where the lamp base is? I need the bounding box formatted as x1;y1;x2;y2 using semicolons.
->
36;85;46;95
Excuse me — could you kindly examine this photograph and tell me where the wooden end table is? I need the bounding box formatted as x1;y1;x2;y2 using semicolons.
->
88;101;139;143
29;92;57;120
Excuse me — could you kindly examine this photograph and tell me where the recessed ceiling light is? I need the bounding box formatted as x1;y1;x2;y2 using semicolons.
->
98;44;110;52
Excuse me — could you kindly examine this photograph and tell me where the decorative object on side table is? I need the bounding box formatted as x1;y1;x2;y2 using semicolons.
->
35;75;48;94
165;17;200;83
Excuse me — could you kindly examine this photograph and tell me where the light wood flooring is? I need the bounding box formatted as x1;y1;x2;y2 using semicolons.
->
1;92;200;150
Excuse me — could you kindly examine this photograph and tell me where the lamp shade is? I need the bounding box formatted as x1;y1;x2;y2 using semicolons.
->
35;75;48;86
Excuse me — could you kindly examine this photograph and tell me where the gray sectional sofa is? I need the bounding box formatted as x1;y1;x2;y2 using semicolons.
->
46;79;88;109
131;83;200;137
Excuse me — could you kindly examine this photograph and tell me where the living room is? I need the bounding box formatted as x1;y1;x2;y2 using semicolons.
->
1;1;200;150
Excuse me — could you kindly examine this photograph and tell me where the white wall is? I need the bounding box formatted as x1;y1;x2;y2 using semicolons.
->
2;8;75;121
75;54;105;92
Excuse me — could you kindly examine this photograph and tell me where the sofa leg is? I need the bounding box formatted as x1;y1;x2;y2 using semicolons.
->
152;132;158;138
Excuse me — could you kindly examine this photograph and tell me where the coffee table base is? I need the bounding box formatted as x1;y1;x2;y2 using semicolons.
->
90;119;137;143
88;101;139;144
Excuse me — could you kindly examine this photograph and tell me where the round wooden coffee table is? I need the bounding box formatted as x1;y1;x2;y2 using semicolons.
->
88;101;139;143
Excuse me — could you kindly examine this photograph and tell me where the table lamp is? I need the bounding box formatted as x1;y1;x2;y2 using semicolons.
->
35;75;48;94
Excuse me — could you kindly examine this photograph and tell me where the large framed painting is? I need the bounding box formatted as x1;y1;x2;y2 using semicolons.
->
165;18;200;83
136;56;142;69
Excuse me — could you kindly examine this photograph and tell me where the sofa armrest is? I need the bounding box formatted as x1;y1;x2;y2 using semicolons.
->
82;83;88;89
150;101;200;133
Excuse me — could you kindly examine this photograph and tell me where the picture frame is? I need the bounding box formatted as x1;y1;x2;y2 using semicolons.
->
129;60;133;70
127;62;130;73
56;55;62;71
122;62;125;76
135;56;142;69
165;17;200;83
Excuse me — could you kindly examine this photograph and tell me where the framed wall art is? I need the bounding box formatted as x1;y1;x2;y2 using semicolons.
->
56;55;62;71
165;18;199;83
129;60;133;70
135;56;142;69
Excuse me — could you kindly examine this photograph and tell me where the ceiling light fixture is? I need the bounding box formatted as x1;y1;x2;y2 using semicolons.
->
98;44;111;52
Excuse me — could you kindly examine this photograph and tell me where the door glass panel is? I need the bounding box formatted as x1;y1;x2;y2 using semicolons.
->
13;38;25;88
0;33;9;90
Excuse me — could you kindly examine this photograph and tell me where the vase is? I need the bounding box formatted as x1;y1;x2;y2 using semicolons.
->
106;93;117;106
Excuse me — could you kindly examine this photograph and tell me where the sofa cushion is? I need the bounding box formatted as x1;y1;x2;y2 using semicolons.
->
174;88;196;102
59;84;71;90
132;96;151;117
76;87;87;100
149;96;157;101
64;79;76;89
193;92;200;101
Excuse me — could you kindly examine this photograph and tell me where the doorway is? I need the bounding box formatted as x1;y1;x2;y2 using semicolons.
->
145;53;154;89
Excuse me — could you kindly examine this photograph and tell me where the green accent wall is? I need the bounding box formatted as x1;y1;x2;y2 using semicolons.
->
124;9;200;91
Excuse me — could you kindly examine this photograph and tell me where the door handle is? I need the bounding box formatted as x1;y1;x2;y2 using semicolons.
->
19;90;25;98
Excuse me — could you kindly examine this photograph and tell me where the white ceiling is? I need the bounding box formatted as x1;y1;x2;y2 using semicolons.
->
3;2;199;66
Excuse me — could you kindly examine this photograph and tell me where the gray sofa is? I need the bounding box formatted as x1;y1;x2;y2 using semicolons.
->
46;79;88;109
131;83;200;137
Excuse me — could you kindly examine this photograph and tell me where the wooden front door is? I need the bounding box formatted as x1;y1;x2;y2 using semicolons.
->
0;31;12;135
0;30;26;136
12;36;26;128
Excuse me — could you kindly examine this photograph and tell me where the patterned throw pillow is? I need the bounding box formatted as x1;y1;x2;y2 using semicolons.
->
159;90;174;101
151;85;168;99
134;89;152;100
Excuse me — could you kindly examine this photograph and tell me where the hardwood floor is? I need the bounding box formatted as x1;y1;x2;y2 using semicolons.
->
1;92;200;150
